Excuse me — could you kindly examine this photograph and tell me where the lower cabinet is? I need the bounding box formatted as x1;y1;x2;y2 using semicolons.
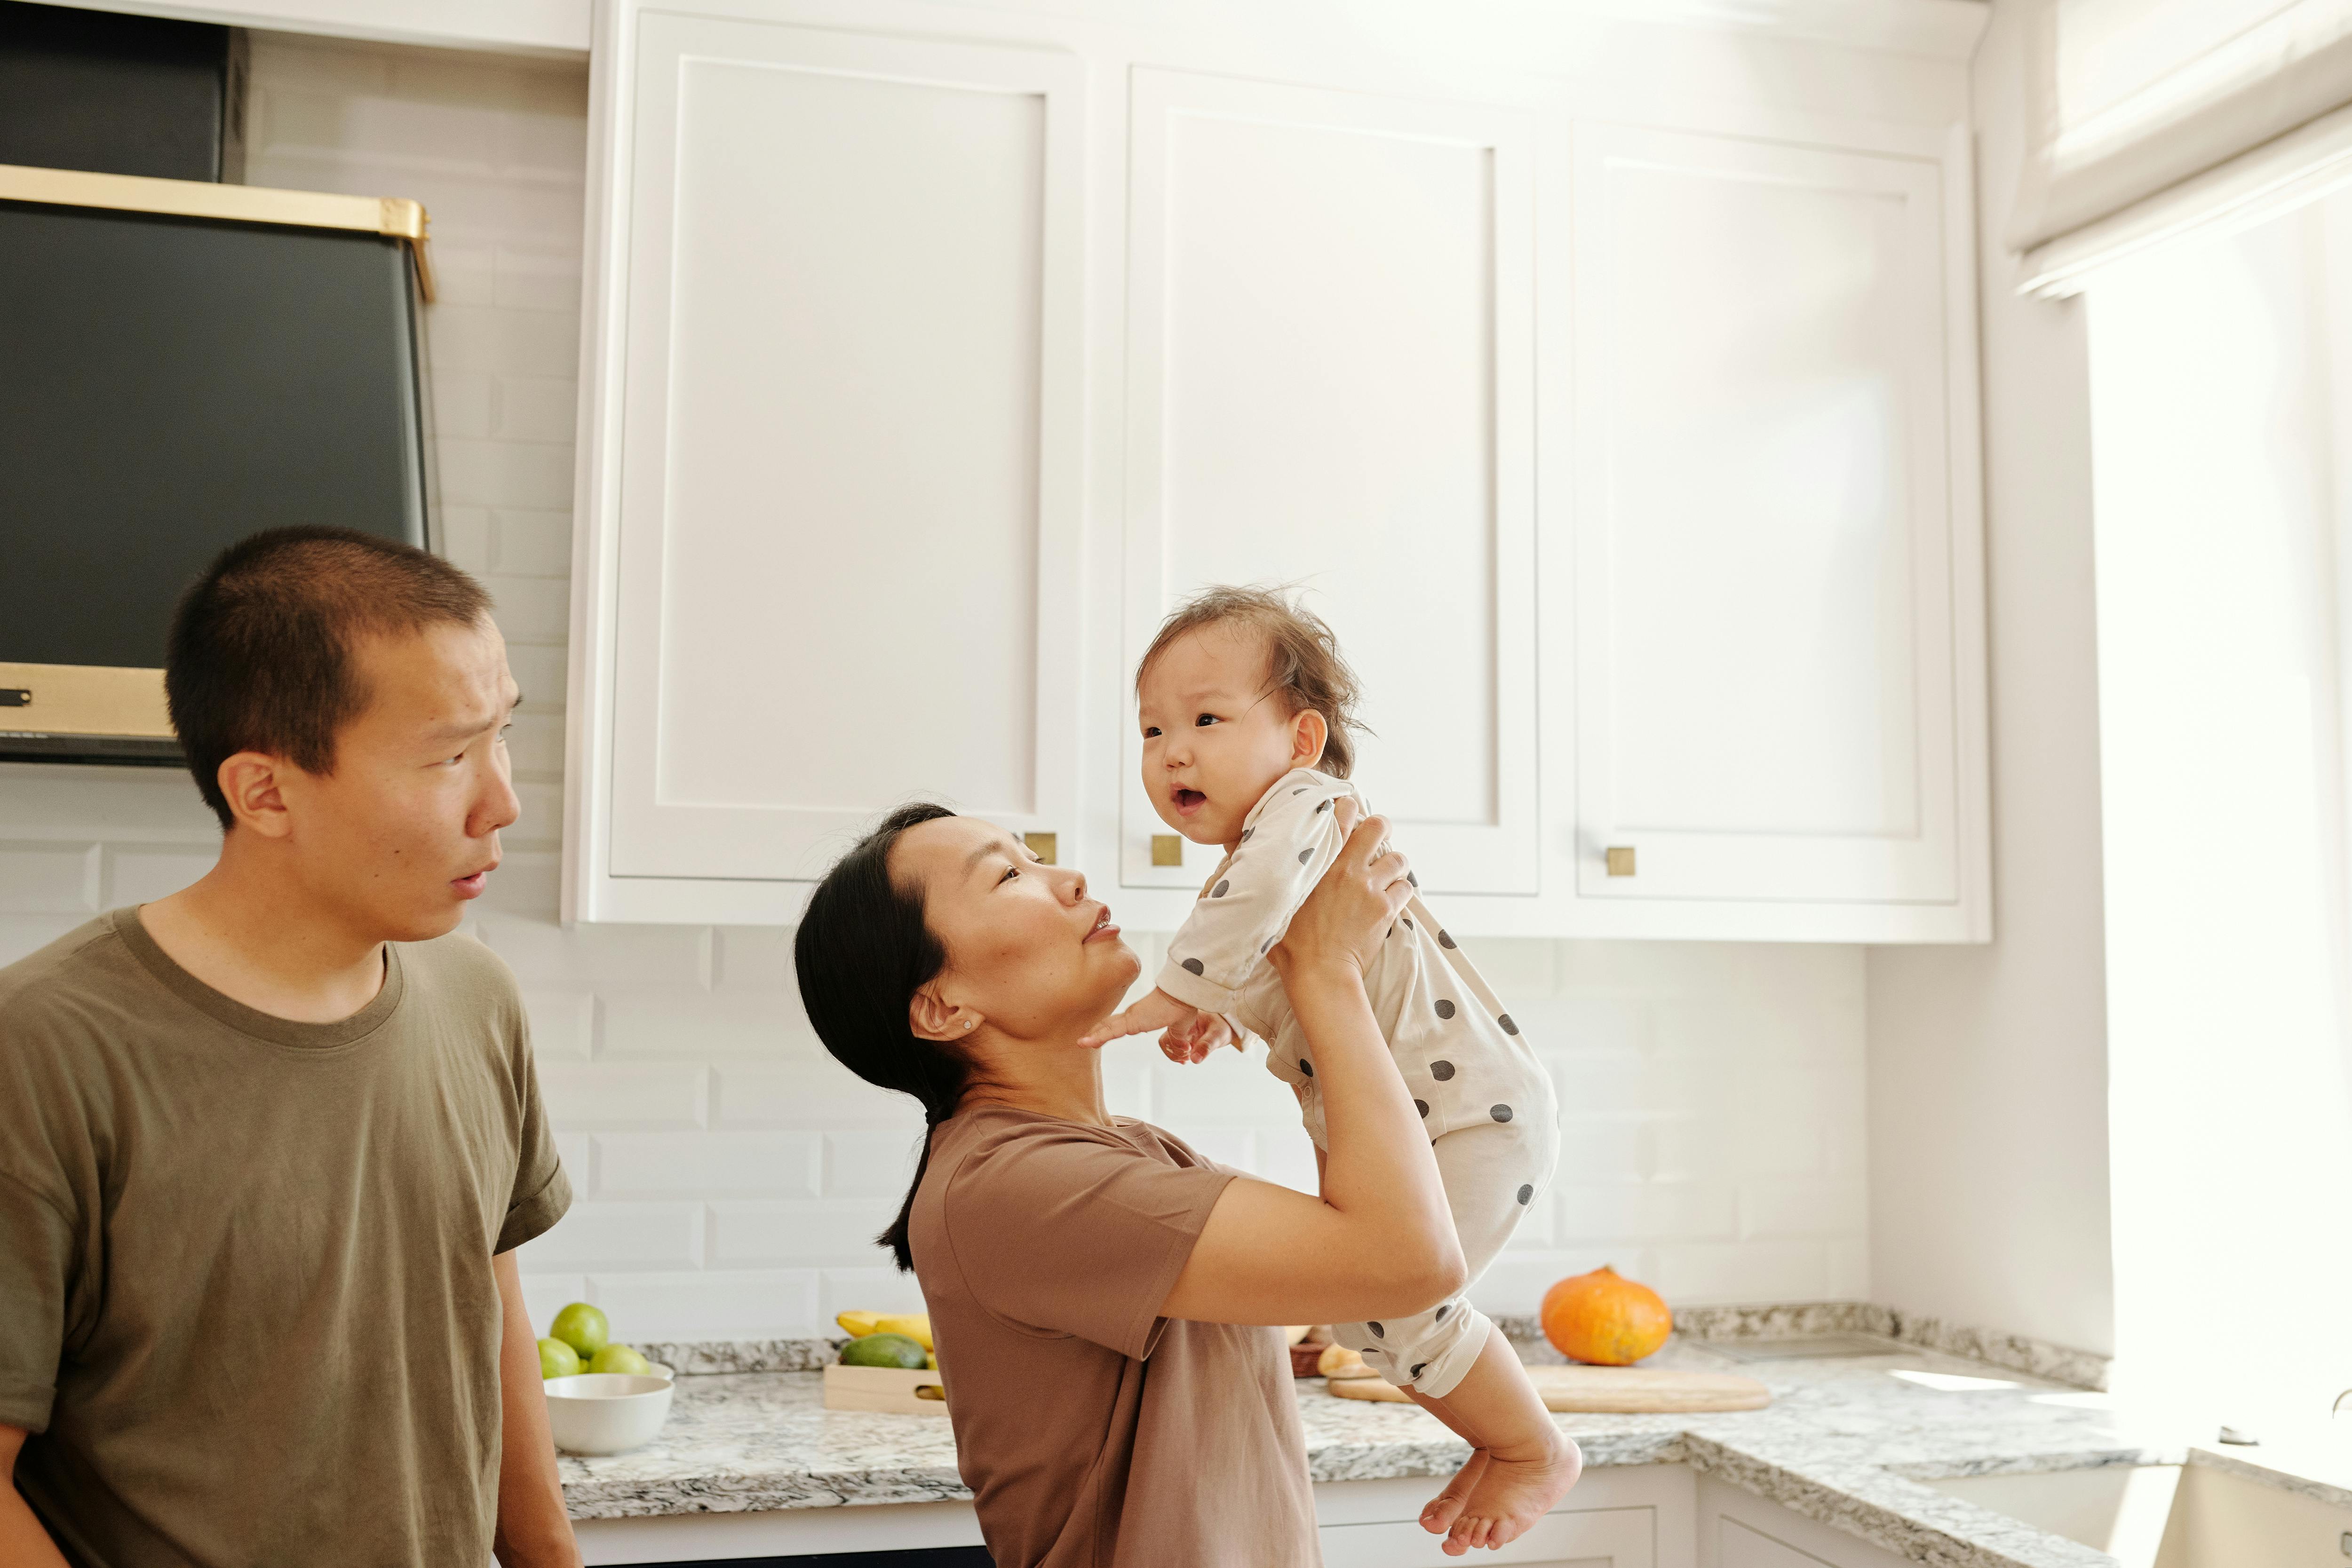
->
572;1468;1915;1566
1316;1469;1685;1567
1695;1476;1909;1568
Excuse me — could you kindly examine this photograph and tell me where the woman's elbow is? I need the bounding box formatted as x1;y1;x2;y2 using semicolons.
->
1376;1241;1467;1316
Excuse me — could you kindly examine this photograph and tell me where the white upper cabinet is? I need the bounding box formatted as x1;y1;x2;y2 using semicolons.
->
1118;71;1538;898
570;8;1083;918
566;0;1989;938
1560;121;1989;942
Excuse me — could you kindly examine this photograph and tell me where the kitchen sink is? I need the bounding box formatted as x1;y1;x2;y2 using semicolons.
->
1924;1458;2352;1567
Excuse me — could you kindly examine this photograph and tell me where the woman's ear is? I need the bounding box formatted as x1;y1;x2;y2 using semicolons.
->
910;983;978;1043
1290;708;1329;769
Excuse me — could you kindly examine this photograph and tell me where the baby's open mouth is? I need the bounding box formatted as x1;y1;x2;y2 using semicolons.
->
1172;788;1206;816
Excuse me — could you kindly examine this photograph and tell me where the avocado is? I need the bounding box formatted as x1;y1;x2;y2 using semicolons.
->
839;1331;929;1369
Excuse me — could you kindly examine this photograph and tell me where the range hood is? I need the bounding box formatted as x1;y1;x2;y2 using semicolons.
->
0;161;437;765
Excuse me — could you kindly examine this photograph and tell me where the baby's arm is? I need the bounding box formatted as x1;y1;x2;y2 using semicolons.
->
1156;771;1356;1017
1081;986;1235;1059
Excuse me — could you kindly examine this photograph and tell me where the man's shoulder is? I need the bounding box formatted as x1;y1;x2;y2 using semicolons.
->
0;913;140;1029
396;929;523;1006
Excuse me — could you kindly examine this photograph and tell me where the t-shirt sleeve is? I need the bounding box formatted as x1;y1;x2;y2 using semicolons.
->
945;1127;1233;1360
1159;771;1353;1014
0;1170;70;1433
495;1013;571;1256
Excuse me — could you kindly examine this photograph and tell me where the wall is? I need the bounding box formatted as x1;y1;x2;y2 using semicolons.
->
0;30;1873;1343
1861;0;2116;1357
2085;189;2352;1425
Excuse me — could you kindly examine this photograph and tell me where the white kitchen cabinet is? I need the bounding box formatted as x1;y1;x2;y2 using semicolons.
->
1696;1476;1908;1568
1558;119;1989;942
1317;1469;1692;1567
567;5;1085;920
565;0;1990;939
1116;69;1539;899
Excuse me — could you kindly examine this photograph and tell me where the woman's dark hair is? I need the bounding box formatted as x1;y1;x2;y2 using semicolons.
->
795;801;970;1271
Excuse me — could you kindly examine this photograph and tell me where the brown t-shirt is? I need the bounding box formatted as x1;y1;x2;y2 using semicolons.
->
909;1106;1321;1568
0;909;571;1568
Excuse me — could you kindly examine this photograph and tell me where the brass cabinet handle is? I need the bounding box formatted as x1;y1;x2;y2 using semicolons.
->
1023;832;1057;864
1151;834;1184;867
1605;846;1636;877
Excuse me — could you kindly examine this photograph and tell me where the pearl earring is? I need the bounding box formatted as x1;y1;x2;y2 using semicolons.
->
964;1019;976;1030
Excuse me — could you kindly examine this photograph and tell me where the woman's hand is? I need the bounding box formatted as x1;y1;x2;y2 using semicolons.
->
1269;808;1414;984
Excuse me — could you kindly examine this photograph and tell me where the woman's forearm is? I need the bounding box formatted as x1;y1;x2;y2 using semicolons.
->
1281;958;1464;1290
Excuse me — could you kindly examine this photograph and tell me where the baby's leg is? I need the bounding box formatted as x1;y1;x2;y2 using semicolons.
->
1408;1326;1581;1553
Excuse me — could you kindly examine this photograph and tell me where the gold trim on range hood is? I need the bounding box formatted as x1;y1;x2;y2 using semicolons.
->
0;161;437;302
0;663;173;741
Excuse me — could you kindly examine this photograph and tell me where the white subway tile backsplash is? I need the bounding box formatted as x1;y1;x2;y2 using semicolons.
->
520;1200;703;1270
538;1063;708;1129
715;1063;925;1131
823;1132;925;1200
436;506;493;576
598;988;811;1060
503;644;571;712
1651;1240;1829;1304
596;1131;821;1198
587;1269;822;1340
0;844;99;915
1556;1181;1739;1242
106;847;218;907
522;989;596;1060
484;573;572;644
438;437;574;510
710;1199;901;1267
491;508;575;576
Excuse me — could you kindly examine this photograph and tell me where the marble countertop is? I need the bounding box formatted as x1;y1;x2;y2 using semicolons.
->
556;1338;2320;1568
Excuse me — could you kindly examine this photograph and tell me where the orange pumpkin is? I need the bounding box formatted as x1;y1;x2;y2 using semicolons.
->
1540;1265;1672;1365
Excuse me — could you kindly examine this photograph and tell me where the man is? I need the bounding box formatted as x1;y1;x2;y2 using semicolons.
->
0;527;579;1567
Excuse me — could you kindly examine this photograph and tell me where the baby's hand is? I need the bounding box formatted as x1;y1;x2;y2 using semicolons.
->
1081;987;1235;1061
1160;1009;1235;1066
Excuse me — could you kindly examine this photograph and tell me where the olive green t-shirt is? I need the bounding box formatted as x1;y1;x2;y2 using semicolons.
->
0;908;572;1568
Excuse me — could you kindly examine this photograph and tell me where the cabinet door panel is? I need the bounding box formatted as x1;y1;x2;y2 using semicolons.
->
1572;124;1961;906
1121;70;1538;895
606;15;1081;880
1319;1503;1652;1566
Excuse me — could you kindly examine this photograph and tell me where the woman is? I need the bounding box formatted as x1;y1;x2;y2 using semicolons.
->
794;803;1472;1567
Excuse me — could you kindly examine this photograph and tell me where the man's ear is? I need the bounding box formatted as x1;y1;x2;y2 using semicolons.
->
217;752;295;839
909;983;977;1043
1290;708;1329;769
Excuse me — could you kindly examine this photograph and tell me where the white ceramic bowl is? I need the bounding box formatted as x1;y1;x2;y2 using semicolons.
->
544;1367;675;1456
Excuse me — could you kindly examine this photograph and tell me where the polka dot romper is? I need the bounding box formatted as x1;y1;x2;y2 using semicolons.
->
1155;767;1559;1399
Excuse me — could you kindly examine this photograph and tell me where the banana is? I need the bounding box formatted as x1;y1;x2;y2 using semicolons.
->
834;1311;882;1338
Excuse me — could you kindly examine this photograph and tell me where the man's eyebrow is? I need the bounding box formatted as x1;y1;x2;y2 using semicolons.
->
425;710;501;743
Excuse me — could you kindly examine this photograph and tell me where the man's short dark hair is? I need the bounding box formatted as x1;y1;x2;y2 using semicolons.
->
166;526;494;831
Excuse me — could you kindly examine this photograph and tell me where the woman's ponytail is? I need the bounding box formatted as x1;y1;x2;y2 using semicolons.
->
794;802;969;1271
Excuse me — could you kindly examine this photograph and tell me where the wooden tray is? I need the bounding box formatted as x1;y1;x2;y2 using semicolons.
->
1327;1363;1769;1413
823;1363;949;1416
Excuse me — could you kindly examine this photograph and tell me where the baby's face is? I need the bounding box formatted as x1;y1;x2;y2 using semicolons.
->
1137;626;1316;849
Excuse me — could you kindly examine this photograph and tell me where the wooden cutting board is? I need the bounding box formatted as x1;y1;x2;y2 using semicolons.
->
1326;1364;1770;1413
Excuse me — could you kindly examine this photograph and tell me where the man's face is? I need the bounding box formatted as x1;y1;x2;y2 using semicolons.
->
272;616;521;943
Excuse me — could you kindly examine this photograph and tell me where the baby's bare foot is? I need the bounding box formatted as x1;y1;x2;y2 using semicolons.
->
1446;1433;1582;1554
1418;1448;1488;1538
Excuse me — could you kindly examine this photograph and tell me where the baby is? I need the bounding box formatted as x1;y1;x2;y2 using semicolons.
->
1086;586;1579;1553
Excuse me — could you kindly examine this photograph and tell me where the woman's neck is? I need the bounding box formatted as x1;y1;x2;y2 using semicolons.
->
961;1028;1112;1126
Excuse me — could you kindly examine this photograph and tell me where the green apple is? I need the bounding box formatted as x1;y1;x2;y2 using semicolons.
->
538;1338;582;1379
588;1343;652;1376
550;1301;609;1361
